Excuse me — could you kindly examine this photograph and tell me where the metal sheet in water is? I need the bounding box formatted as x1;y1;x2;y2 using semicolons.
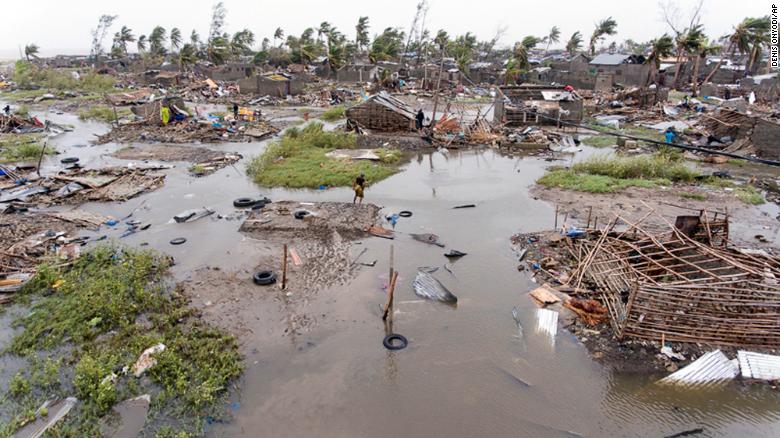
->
738;350;780;381
658;350;738;387
535;308;558;340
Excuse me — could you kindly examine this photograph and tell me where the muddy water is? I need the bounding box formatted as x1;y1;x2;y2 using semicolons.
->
6;107;780;437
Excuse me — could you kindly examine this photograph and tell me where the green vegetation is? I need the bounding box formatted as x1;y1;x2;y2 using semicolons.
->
735;186;765;205
77;106;130;123
13;105;30;117
681;192;707;201
319;105;346;121
571;154;698;182
190;164;207;175
537;154;698;193
582;135;616;148
11;60;115;93
1;245;242;437
0;134;51;163
247;122;401;188
538;168;667;193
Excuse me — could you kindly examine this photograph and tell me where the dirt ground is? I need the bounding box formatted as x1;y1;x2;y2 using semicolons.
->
112;144;241;175
532;185;779;247
182;201;383;352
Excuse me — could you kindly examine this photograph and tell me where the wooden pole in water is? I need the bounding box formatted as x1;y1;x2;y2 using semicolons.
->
281;244;288;290
382;271;399;321
586;206;593;229
389;244;394;281
36;138;47;177
554;204;559;229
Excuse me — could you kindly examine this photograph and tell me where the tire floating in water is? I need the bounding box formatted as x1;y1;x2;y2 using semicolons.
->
60;157;80;164
398;211;413;218
169;237;187;245
253;270;277;285
383;333;408;350
293;210;311;220
233;197;256;208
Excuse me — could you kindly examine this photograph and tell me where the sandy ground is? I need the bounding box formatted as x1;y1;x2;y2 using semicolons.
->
182;201;382;353
532;184;780;248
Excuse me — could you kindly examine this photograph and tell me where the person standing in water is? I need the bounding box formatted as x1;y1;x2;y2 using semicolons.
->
353;173;366;204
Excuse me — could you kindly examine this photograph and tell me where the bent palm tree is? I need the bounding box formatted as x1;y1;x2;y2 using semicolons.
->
589;17;617;55
566;31;582;55
645;34;674;86
24;44;39;61
544;26;560;54
704;16;770;84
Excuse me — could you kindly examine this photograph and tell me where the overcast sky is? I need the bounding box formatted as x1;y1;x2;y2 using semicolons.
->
0;0;768;58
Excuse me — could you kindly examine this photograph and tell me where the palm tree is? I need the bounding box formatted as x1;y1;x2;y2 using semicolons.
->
170;28;182;52
355;17;370;51
671;24;705;89
566;31;582;55
504;57;521;85
704;16;770;84
112;26;135;57
191;30;200;46
137;35;147;53
521;36;541;50
24;44;39;61
692;40;721;95
273;28;284;47
589;17;617;55
178;43;197;71
544;26;561;54
149;26;167;56
318;22;332;42
644;34;674;85
230;29;255;58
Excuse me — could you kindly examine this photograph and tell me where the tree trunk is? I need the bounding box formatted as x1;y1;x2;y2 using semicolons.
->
692;55;702;96
671;46;684;90
703;41;734;85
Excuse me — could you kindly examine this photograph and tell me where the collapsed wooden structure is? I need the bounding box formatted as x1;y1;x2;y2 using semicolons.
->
345;92;416;131
568;209;780;348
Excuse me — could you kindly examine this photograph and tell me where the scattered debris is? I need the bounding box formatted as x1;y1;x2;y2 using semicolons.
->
658;350;739;387
132;344;166;377
13;397;78;438
737;350;780;381
529;284;561;305
412;270;457;304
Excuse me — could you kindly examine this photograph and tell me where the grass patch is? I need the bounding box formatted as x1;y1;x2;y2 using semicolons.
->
319;105;346;121
13;105;30;117
735;186;765;205
77;105;129;123
538;168;667;193
582;135;616;147
680;192;707;201
571;154;698;182
12;61;115;93
0;134;52;163
1;245;242;437
247;122;400;188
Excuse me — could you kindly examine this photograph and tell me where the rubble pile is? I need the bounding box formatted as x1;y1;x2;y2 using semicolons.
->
514;208;780;349
0;166;166;207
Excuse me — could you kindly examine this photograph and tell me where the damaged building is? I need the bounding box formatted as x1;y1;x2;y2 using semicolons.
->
493;85;583;126
345;92;416;131
237;73;304;97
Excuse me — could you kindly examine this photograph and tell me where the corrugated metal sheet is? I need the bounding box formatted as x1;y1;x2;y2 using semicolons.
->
370;92;417;120
658;350;739;387
738;350;780;380
535;308;558;338
589;53;631;66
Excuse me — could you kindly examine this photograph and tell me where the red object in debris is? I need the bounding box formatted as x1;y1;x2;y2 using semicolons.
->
32;116;44;127
564;85;574;92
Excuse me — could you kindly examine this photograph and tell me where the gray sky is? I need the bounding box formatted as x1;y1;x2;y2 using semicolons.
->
0;0;768;58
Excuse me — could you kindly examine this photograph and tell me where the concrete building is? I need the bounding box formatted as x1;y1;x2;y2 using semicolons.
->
237;73;304;97
494;84;583;126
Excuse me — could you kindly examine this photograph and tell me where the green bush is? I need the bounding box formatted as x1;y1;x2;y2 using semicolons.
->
319;105;346;121
13;60;115;92
571;154;698;182
247;122;400;188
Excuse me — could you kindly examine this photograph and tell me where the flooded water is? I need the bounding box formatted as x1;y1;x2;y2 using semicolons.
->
5;106;780;437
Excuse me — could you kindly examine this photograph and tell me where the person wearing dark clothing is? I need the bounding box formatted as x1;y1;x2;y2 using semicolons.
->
416;109;425;130
353;173;366;204
3;105;9;115
232;103;239;120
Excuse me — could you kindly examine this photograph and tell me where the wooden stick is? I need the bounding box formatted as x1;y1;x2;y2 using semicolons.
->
281;244;288;290
554;204;559;229
382;271;399;321
389;244;394;281
586;206;593;229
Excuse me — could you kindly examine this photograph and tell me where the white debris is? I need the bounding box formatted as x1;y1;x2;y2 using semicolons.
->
13;397;77;438
132;343;166;377
658;350;739;387
535;308;558;339
738;351;780;381
661;346;686;361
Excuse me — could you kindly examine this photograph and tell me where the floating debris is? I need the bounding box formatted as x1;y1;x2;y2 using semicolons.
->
412;270;457;304
737;350;780;381
658;350;739;387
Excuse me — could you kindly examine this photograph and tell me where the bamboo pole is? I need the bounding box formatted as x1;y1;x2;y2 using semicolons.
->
382;271;399;321
281;244;288;290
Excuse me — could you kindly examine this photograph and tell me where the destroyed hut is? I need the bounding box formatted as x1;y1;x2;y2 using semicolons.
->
345;92;416;131
493;85;583;126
